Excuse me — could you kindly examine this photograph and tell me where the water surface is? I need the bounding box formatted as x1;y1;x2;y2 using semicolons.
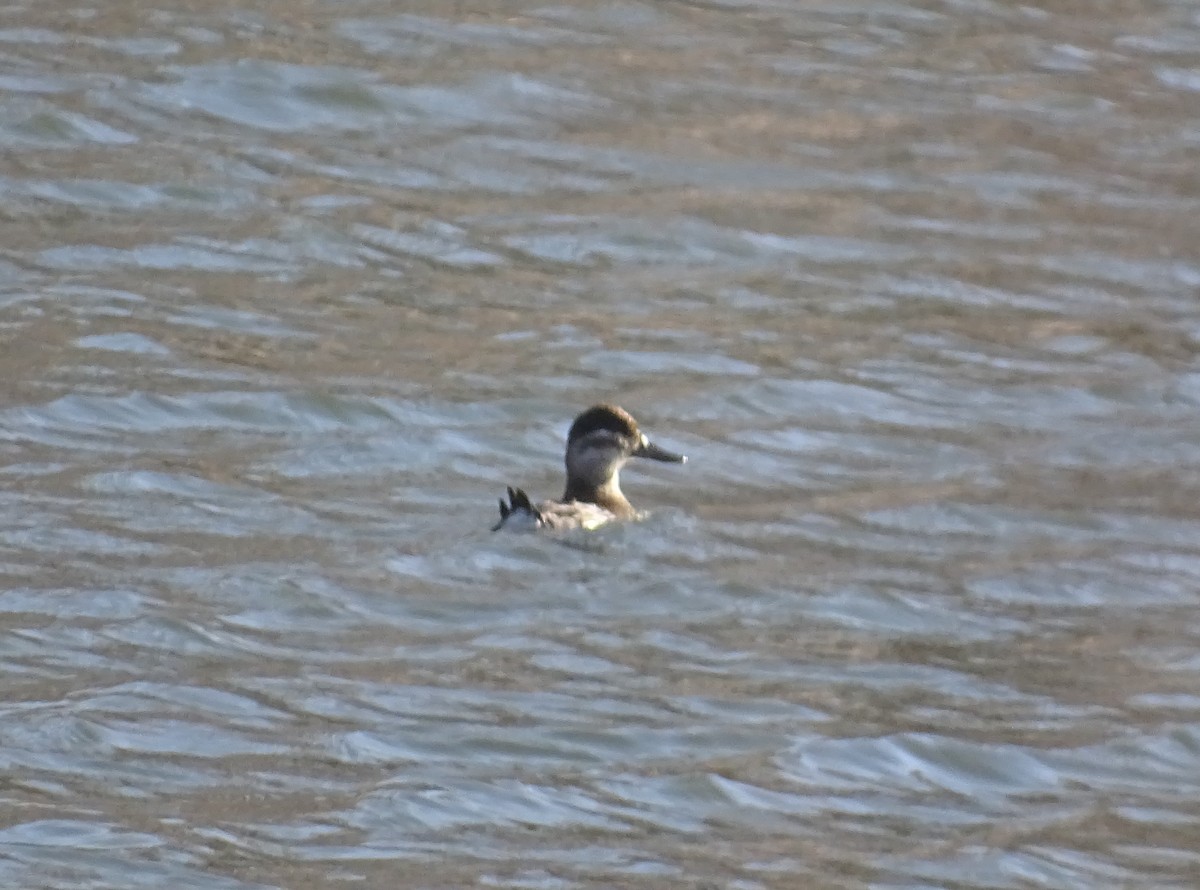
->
2;0;1200;887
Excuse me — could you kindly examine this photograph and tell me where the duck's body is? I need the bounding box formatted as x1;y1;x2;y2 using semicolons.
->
493;404;686;532
494;486;622;532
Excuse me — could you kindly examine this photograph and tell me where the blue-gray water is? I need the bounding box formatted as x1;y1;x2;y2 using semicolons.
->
2;1;1200;887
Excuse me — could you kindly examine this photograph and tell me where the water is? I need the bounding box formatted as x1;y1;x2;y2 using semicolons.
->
2;0;1199;887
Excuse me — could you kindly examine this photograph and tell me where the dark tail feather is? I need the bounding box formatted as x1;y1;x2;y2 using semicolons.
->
493;487;540;531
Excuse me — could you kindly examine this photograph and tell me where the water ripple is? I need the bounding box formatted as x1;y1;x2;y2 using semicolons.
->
1;0;1198;886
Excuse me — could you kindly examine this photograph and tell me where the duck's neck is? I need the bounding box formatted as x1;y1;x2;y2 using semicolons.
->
563;475;634;517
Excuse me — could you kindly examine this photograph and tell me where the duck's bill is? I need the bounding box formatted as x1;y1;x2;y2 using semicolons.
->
636;440;687;463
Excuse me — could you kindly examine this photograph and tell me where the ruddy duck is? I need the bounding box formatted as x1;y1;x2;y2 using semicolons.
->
493;404;687;531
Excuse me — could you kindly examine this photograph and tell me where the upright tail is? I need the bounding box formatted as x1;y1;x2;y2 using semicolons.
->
493;486;543;531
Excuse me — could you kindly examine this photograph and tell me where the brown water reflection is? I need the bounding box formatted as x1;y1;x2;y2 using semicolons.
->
2;0;1200;887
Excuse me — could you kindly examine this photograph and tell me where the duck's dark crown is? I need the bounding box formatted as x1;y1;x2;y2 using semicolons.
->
567;404;639;446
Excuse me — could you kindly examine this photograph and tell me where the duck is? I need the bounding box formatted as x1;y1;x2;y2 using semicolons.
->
493;404;687;531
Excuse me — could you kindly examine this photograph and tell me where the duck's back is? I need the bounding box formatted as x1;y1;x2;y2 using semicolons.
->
534;499;616;531
493;487;617;532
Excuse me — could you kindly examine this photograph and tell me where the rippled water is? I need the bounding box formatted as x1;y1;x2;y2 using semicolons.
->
3;0;1200;887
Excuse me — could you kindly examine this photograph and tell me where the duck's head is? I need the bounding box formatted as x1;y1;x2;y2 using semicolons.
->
563;404;686;505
